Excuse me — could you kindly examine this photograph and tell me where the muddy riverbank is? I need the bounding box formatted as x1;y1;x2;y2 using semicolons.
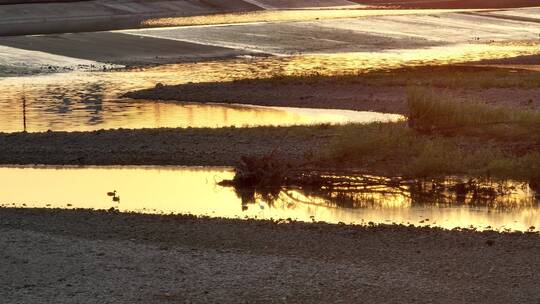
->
125;65;540;114
0;207;538;303
125;81;540;114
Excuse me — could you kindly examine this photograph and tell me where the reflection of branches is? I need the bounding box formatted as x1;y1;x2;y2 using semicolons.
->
42;82;105;125
222;171;538;212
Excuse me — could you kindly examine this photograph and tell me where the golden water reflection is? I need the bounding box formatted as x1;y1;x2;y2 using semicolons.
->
1;41;538;132
1;166;538;232
0;99;402;133
127;43;540;83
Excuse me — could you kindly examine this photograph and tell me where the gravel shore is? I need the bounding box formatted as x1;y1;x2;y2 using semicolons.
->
0;126;331;166
1;208;539;303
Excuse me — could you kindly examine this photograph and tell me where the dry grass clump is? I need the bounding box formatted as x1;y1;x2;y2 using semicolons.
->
325;90;540;182
357;66;540;89
407;88;540;141
264;66;540;89
326;121;540;180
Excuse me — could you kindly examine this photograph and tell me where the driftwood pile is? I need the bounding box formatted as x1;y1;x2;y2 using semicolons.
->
232;155;290;188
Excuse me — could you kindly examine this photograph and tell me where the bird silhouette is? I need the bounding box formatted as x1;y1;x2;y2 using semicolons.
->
107;190;117;197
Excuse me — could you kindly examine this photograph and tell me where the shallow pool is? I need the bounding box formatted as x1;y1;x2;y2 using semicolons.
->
1;166;538;232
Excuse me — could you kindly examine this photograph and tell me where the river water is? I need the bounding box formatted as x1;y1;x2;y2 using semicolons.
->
1;166;538;232
0;42;537;132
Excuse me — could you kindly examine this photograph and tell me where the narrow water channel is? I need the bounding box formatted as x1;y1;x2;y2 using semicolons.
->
0;97;403;133
1;166;538;232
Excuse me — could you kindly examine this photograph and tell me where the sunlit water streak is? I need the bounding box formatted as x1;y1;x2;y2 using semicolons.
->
0;166;538;232
141;8;488;27
0;99;403;133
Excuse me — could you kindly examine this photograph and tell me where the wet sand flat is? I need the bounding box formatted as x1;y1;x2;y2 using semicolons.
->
478;6;540;20
123;9;540;56
2;7;539;71
1;208;539;303
245;0;362;9
124;20;442;56
0;0;259;36
353;0;540;9
0;32;250;66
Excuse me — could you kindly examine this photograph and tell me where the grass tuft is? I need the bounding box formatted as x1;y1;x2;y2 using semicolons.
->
324;91;540;182
407;88;540;141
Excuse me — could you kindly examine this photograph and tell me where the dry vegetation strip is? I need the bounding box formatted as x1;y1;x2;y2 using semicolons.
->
407;88;540;140
322;89;540;182
262;65;540;89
